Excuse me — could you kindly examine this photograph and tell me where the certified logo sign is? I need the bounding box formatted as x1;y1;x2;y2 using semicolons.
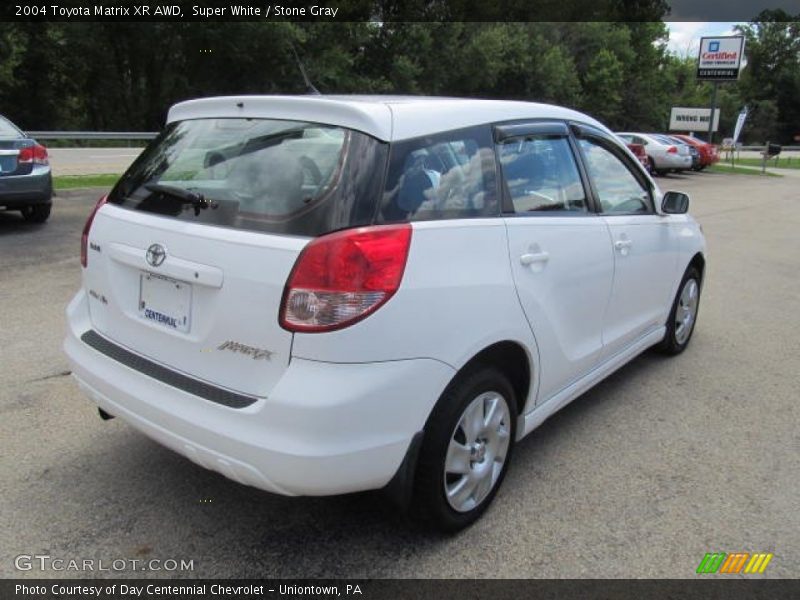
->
145;244;167;267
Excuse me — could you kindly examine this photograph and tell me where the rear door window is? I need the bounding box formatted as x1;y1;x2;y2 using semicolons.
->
498;135;587;213
378;125;498;223
109;118;387;237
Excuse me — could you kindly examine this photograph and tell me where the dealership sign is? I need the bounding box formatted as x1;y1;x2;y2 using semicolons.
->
697;36;745;80
669;107;720;132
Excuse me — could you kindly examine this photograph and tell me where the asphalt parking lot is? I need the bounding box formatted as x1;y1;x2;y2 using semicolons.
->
1;170;798;579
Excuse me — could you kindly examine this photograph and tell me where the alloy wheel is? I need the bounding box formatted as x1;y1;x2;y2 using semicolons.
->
443;391;511;513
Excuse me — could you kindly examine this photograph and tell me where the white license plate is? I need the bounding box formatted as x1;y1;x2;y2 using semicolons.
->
139;272;192;333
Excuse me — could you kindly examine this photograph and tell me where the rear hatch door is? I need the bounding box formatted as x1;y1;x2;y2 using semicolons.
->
86;207;304;398
83;117;386;398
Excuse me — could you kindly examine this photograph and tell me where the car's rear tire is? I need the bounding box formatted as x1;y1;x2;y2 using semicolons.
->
411;366;517;532
21;204;51;223
656;266;701;355
655;168;668;177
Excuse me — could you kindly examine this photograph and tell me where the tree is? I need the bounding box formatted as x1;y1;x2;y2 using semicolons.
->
581;49;624;123
736;12;800;143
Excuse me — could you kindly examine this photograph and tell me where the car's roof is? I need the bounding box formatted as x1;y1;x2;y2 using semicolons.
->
167;95;609;142
617;132;668;144
672;134;705;144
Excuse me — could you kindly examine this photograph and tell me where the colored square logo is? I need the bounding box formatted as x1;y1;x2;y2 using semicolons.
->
709;41;720;52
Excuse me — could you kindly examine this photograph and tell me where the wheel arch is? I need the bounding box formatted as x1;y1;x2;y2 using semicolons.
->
688;251;706;284
383;339;534;513
453;341;533;416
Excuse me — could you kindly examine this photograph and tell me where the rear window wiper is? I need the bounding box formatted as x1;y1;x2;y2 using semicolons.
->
145;183;217;216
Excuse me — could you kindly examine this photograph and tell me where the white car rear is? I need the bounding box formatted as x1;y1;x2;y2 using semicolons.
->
616;132;693;175
65;96;706;531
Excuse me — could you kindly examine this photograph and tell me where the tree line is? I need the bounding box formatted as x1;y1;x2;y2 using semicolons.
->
0;12;797;144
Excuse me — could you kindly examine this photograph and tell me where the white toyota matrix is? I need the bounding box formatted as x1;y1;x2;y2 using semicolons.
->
65;96;706;531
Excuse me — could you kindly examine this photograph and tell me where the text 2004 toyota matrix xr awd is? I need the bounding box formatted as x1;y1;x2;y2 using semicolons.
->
64;96;705;531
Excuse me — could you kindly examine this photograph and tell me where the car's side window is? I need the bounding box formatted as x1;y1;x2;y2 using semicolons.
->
498;135;587;213
378;125;498;223
578;138;653;214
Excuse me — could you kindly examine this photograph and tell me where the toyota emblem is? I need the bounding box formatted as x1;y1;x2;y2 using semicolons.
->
146;244;167;267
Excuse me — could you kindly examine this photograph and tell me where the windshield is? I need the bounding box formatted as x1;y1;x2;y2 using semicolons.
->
109;118;387;237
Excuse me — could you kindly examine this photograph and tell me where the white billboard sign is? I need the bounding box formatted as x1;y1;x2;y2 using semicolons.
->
669;107;720;132
697;36;745;80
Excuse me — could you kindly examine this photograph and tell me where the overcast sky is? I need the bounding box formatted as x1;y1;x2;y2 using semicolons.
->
665;22;743;57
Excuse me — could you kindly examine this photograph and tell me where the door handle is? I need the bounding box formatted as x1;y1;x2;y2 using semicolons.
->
614;239;632;251
520;251;550;266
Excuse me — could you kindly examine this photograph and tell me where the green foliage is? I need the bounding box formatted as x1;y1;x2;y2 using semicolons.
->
707;164;783;177
735;12;800;143
581;49;624;122
0;16;797;146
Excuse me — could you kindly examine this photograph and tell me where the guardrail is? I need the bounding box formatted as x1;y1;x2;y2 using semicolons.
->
27;131;158;140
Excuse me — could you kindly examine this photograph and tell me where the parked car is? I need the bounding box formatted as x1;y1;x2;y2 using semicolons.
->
64;96;706;531
626;142;653;174
653;134;700;171
615;132;692;176
671;134;720;170
0;115;52;222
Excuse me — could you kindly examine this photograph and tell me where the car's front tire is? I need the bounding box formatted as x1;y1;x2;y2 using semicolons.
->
656;266;702;355
411;366;517;532
21;203;51;223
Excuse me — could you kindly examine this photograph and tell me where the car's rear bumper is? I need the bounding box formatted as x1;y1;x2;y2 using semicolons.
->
654;154;692;170
64;289;454;496
0;167;52;207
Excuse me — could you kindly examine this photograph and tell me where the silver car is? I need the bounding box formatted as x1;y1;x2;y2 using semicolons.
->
615;132;692;176
660;134;702;171
0;115;53;223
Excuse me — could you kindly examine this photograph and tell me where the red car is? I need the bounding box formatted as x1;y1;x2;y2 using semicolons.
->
626;143;653;174
671;134;719;170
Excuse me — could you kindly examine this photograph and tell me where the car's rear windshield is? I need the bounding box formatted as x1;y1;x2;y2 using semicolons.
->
0;117;23;138
652;134;679;145
108;118;387;237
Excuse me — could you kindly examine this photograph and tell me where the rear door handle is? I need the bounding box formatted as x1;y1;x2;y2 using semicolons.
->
520;251;550;266
614;240;632;250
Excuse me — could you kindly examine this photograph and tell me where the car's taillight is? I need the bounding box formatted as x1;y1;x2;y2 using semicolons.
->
80;195;108;268
17;144;49;165
667;146;678;154
280;224;412;332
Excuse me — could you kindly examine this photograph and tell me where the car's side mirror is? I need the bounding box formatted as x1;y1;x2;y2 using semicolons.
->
662;191;689;214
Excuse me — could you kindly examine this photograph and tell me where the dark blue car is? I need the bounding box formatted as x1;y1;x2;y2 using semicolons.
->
0;115;53;223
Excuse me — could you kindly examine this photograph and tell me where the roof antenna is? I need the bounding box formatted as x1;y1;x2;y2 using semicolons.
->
289;43;320;95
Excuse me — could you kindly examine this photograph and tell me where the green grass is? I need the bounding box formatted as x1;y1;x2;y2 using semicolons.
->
724;157;800;170
53;173;121;190
706;164;783;177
